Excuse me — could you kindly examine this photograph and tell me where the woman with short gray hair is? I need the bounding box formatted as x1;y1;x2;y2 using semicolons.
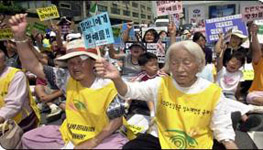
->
164;41;206;74
95;40;239;149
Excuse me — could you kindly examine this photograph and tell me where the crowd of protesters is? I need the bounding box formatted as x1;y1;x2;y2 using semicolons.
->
0;11;263;149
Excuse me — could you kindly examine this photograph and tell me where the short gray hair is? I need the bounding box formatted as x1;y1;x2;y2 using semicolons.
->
163;41;205;73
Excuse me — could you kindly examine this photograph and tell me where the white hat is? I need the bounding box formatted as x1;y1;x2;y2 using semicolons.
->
231;29;248;43
183;29;191;35
56;39;99;61
66;33;81;41
50;31;56;37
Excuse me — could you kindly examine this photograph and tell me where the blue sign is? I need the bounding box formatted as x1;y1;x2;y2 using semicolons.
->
112;23;136;49
79;12;114;48
205;14;248;43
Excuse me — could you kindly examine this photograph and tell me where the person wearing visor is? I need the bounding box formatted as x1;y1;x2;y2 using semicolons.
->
9;13;128;149
215;29;249;66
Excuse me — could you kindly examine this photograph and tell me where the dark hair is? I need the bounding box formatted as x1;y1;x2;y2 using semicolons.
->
63;33;69;41
193;32;206;42
158;30;167;37
142;29;159;43
0;41;7;56
138;52;158;66
230;52;246;66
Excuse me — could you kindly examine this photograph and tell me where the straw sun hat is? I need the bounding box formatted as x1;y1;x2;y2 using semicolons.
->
56;39;99;62
231;29;248;43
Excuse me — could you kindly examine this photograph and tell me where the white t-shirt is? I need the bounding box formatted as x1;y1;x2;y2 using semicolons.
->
197;63;216;83
216;67;243;94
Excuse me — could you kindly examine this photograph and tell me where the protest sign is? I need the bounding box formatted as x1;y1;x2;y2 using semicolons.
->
33;22;49;33
254;20;263;44
223;28;232;45
205;14;248;43
112;25;122;44
169;13;180;28
26;23;33;36
188;5;206;35
0;28;13;41
80;12;114;49
242;63;254;81
188;6;206;28
112;23;136;48
240;1;263;22
124;41;167;63
36;5;60;21
156;1;183;16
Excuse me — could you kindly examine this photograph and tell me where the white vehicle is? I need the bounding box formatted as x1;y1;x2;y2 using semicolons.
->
155;19;169;27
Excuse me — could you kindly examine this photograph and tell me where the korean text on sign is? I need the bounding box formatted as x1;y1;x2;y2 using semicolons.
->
205;14;248;43
79;12;114;49
36;5;60;21
156;1;183;16
241;4;263;22
0;28;13;41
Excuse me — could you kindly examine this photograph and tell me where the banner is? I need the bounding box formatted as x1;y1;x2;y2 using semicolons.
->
80;12;114;49
240;1;263;22
205;14;248;43
125;41;167;63
156;1;183;16
36;5;60;21
0;28;13;41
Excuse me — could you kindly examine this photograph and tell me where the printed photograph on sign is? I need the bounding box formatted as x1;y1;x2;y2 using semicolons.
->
124;42;166;63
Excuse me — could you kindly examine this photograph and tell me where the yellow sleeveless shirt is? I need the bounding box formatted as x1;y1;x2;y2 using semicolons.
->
59;78;117;145
0;67;40;124
156;76;221;149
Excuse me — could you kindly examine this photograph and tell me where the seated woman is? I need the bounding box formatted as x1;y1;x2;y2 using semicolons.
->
95;41;239;149
0;42;40;133
9;14;128;149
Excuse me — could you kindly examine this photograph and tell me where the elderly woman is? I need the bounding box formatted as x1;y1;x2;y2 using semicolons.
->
215;29;249;66
0;41;40;133
9;14;128;149
95;41;238;149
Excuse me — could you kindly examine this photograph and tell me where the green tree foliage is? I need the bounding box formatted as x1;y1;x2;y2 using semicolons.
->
0;2;26;15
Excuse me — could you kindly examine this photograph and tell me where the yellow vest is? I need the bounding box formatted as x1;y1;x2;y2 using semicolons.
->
0;67;40;124
156;76;221;149
59;78;117;145
122;117;146;140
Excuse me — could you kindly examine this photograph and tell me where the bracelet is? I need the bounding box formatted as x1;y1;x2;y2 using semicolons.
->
14;38;28;43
